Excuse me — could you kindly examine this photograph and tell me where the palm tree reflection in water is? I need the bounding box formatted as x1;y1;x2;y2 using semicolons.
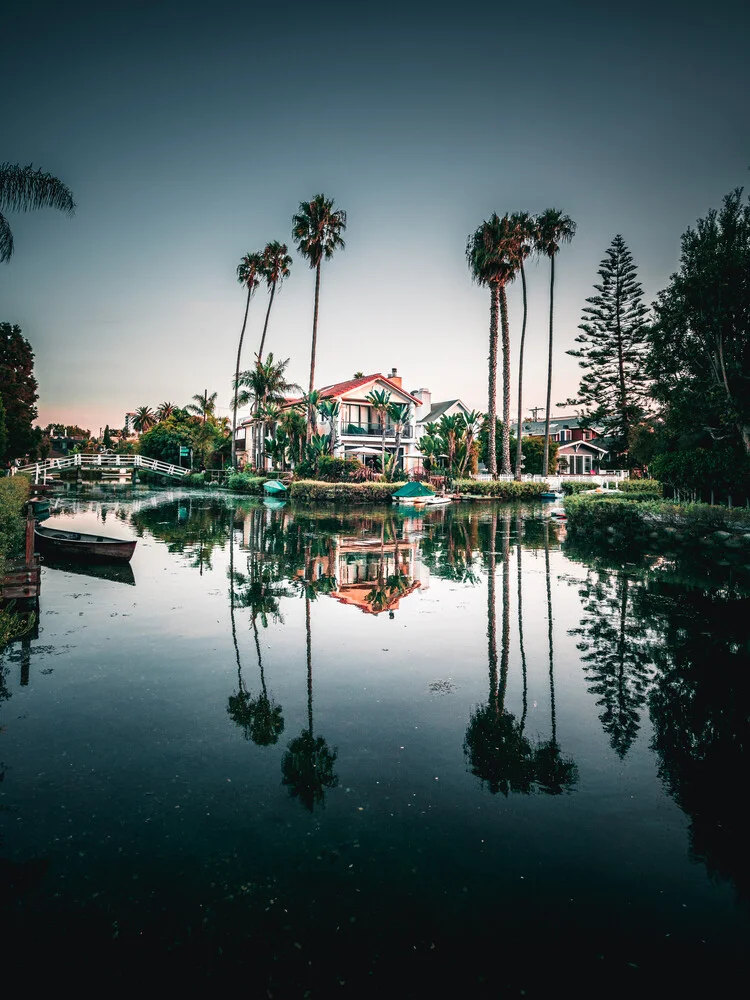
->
281;593;339;812
464;512;577;796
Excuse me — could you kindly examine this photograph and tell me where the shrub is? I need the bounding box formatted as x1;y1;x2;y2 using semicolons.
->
561;480;617;495
227;472;268;494
453;479;550;500
182;471;205;486
290;480;406;503
316;456;363;482
0;476;30;574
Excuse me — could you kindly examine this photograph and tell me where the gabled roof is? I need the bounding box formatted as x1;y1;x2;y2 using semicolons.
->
557;440;609;454
417;399;470;424
316;374;423;406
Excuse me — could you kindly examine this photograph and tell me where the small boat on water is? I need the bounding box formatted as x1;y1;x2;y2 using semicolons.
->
392;482;435;505
34;525;137;563
540;490;564;501
549;506;567;519
28;496;51;517
263;479;288;497
419;495;452;506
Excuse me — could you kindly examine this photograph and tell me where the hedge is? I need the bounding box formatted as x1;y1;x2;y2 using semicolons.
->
453;479;550;499
561;480;618;495
291;480;407;503
0;476;30;574
618;479;663;495
564;494;750;550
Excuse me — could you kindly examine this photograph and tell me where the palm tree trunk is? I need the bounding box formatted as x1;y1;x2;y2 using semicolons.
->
488;286;499;478
307;263;322;444
516;521;528;733
544;519;556;744
233;288;251;467
487;511;498;712
257;280;277;363
500;285;512;476
305;596;313;735
514;263;528;480
381;417;386;478
542;254;555;477
499;514;511;704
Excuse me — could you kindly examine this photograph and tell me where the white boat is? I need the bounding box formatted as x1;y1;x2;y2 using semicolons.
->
417;495;452;506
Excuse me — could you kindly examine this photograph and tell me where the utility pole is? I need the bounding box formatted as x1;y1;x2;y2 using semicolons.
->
528;406;545;423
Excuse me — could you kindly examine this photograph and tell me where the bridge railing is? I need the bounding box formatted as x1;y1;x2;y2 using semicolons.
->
14;452;189;481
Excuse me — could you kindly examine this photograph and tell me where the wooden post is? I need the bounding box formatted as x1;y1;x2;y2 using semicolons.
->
25;507;35;566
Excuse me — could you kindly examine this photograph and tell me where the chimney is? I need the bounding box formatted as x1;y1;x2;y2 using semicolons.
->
411;388;431;413
388;367;402;388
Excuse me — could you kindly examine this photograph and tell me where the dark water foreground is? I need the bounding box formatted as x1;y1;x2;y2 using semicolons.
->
1;490;748;995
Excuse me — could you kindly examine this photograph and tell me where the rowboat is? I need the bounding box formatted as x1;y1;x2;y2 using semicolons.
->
263;479;288;497
28;496;51;517
539;490;564;501
34;525;137;563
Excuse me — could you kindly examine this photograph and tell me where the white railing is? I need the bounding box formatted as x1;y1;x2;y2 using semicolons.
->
14;453;189;482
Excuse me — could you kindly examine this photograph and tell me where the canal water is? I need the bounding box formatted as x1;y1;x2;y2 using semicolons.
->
1;490;748;994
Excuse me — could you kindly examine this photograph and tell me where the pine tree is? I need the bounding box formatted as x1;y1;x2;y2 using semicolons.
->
0;323;39;463
566;235;649;461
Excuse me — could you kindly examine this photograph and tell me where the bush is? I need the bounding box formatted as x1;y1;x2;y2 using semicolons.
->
564;494;750;550
618;479;663;500
561;480;617;495
290;480;406;503
182;471;205;486
453;479;550;500
316;456;363;482
227;472;268;495
0;476;30;574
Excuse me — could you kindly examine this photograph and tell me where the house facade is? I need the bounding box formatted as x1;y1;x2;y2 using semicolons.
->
513;415;610;474
237;369;424;471
413;389;474;441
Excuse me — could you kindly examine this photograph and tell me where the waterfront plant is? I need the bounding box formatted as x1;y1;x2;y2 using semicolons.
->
290;480;406;503
452;479;550;500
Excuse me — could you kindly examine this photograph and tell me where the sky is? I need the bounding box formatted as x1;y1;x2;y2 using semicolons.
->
3;0;749;434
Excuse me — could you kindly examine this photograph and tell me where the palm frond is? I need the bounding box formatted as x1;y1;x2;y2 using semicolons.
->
0;163;76;215
0;212;13;263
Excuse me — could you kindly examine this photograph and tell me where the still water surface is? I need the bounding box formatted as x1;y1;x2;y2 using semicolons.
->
1;490;748;993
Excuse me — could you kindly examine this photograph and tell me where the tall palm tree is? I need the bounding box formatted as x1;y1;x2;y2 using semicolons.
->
0;162;76;262
257;241;293;363
187;390;218;424
232;252;263;468
235;354;300;469
292;194;347;441
366;389;392;475
466;214;519;477
132;405;156;434
535;209;577;477
511;213;538;480
156;401;175;422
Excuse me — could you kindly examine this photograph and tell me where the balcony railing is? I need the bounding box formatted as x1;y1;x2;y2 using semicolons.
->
341;422;413;439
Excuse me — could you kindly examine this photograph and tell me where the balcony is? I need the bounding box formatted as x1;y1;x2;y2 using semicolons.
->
341;422;413;439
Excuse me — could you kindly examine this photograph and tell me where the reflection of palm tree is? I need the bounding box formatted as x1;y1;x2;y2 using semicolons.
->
227;522;284;746
464;512;535;795
534;521;578;794
281;596;338;810
516;513;528;732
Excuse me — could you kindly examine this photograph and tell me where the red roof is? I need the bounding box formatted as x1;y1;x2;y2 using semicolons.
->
316;374;423;406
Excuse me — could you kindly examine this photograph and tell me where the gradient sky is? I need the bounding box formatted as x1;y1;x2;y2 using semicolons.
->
3;0;748;434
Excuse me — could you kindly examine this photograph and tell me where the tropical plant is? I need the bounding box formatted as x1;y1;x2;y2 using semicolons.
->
132;405;156;433
232;251;263;467
535;208;577;476
0;162;75;262
292;194;347;441
156;401;175;422
467;214;520;476
317;398;340;455
366;389;392;475
235;354;300;469
187;390;218;424
257;241;293;362
280;407;307;467
388;401;410;473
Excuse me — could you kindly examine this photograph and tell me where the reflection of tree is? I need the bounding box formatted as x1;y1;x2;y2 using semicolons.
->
227;520;284;746
570;565;654;758
281;596;338;811
536;521;578;793
644;580;750;901
131;498;233;569
464;512;535;795
420;506;480;583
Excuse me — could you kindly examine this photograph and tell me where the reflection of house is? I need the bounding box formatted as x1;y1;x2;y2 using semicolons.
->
306;529;424;615
513;414;610;474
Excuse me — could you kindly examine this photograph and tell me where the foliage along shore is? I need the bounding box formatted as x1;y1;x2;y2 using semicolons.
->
563;493;750;553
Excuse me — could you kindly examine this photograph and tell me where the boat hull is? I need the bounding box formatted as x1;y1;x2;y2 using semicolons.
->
35;526;137;563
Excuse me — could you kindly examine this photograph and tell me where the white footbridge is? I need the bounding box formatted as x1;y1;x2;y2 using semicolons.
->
14;453;189;483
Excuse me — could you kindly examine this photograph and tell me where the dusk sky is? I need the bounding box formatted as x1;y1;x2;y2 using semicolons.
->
3;0;749;433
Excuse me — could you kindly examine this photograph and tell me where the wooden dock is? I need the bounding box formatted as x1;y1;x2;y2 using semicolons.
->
0;509;41;602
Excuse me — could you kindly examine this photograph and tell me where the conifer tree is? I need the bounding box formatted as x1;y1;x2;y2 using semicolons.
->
566;235;649;462
0;323;39;462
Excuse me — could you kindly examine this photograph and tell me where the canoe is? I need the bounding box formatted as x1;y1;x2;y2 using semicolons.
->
263;479;288;496
34;525;137;563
